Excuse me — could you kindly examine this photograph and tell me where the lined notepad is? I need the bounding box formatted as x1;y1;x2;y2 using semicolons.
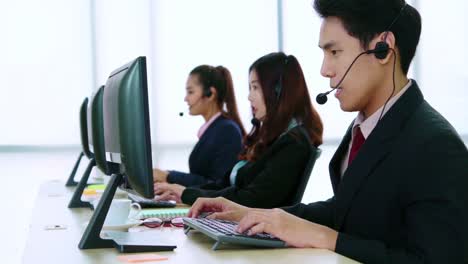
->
139;208;190;220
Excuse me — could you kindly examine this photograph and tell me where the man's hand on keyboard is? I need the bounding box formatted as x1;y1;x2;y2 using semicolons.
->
235;208;339;251
188;197;249;221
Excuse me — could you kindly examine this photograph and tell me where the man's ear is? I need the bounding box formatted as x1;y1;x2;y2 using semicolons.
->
376;31;396;64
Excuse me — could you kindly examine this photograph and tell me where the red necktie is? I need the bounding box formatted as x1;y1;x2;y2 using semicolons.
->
348;126;365;165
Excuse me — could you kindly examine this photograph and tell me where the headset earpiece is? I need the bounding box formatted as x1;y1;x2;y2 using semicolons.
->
317;3;406;105
274;56;289;100
367;3;406;60
274;81;282;100
204;89;212;97
367;41;390;60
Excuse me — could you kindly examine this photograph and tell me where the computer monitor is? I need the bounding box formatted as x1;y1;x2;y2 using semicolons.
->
84;96;94;159
91;86;119;178
65;97;91;187
102;56;153;198
85;97;93;158
68;87;107;208
79;57;175;252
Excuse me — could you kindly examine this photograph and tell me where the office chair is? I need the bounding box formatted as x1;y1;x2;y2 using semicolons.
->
65;97;94;187
289;130;322;205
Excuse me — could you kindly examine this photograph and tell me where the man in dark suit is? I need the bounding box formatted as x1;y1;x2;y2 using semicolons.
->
188;0;468;263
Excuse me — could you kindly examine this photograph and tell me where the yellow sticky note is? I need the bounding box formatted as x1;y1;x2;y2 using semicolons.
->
118;253;168;263
83;189;97;195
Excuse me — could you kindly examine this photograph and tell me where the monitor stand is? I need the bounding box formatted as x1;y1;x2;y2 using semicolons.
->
68;158;95;209
78;173;177;252
65;152;84;187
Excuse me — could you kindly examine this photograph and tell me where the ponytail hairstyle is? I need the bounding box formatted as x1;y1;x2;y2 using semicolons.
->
240;52;323;161
190;65;246;136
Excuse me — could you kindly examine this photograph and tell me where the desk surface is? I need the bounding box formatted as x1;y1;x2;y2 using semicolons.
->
23;181;360;264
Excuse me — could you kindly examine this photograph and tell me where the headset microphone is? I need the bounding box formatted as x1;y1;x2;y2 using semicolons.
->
315;42;390;105
316;50;368;105
316;89;335;105
251;117;260;126
315;3;407;106
179;93;207;117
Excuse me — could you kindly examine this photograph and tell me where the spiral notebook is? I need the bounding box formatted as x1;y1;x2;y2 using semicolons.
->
139;208;190;220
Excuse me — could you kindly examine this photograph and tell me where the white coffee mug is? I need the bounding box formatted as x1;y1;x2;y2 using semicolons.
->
104;199;141;226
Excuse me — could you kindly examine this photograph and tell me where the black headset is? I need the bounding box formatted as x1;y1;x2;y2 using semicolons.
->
316;3;407;105
203;88;212;97
202;67;215;98
367;3;407;60
250;56;289;126
203;78;213;97
274;56;289;100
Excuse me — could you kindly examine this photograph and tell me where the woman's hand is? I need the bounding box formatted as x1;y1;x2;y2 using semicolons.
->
153;182;185;203
153;168;169;182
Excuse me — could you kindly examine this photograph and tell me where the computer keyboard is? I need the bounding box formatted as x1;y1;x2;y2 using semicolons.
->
128;193;176;208
183;218;286;250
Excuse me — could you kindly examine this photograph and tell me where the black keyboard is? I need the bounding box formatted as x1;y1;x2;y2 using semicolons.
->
183;218;286;250
128;193;176;208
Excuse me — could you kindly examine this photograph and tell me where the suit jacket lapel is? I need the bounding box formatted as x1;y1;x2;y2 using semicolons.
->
333;81;425;230
329;123;353;192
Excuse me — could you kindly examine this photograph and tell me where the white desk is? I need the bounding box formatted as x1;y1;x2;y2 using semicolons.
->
22;181;360;263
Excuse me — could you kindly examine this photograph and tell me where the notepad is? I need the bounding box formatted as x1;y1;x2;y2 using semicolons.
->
87;184;106;190
139;208;190;220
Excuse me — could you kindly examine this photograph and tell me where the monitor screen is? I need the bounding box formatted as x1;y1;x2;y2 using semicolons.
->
102;56;154;198
90;85;117;176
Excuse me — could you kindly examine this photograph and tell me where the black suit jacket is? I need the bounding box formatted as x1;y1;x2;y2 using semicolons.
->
181;126;315;208
284;81;468;263
167;115;243;187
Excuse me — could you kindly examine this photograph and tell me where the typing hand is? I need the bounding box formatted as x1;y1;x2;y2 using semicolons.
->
154;182;184;203
153;168;169;182
188;197;249;222
236;208;338;250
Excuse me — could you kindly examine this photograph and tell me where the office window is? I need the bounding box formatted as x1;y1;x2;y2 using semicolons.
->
150;0;278;145
0;0;93;145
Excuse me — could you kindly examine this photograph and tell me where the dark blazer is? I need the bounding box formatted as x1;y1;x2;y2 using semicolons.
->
181;125;315;208
167;115;242;187
284;81;468;263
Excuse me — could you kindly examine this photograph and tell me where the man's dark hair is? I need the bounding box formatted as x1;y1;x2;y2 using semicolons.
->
314;0;421;74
